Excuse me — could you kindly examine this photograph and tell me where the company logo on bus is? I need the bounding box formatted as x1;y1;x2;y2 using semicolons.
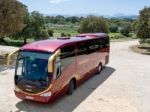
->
25;85;34;92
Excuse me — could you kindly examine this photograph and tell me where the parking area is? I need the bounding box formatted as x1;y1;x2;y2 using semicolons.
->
0;40;150;112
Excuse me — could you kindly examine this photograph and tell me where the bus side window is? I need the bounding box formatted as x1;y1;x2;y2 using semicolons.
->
54;57;61;79
87;39;100;53
77;42;88;55
61;45;76;59
56;65;61;79
101;37;109;48
60;45;75;72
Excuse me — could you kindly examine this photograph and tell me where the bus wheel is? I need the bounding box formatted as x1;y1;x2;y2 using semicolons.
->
97;63;102;74
67;80;74;95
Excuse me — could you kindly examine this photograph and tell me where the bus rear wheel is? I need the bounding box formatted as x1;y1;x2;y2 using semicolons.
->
97;63;103;74
67;80;74;95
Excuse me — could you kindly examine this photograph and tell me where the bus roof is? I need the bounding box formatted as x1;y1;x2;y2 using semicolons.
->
77;33;108;37
21;33;108;53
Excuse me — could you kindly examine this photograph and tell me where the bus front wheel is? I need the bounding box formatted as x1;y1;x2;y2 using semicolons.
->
67;80;74;95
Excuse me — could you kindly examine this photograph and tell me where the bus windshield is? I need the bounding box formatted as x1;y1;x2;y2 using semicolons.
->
15;51;52;93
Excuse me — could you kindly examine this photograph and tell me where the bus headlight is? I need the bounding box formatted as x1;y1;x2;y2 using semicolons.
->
40;92;51;97
15;86;20;92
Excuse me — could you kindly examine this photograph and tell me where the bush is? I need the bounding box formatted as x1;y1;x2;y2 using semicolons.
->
3;37;24;46
111;35;126;39
48;29;54;37
39;29;49;40
61;33;66;37
109;25;118;33
137;7;150;39
120;26;130;37
79;15;109;33
139;39;150;44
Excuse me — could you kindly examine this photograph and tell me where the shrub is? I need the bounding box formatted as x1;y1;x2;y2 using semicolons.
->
61;33;66;37
109;25;118;33
48;29;54;37
139;39;150;44
111;35;126;39
137;7;150;39
3;37;24;46
79;15;109;33
120;25;131;37
39;29;49;40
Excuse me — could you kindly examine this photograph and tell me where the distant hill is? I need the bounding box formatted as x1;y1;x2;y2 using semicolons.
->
110;13;138;19
44;13;138;19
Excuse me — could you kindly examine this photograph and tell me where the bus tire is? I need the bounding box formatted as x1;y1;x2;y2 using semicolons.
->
97;63;102;74
67;80;74;95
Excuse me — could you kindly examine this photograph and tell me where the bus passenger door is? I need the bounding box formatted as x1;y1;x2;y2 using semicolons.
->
51;45;76;97
51;56;63;97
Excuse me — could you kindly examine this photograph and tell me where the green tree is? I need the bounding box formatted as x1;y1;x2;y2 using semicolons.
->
30;11;45;40
48;29;54;37
17;6;32;44
109;24;118;33
120;23;132;37
38;29;49;40
55;15;65;24
132;20;138;33
79;15;109;33
0;0;26;41
137;7;150;39
12;11;46;43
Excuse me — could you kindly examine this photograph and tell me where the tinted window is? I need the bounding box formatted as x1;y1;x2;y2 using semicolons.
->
77;42;88;55
60;45;75;72
88;39;101;53
101;37;109;48
61;45;76;59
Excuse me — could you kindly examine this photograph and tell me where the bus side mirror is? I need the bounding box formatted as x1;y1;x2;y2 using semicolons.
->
48;49;61;73
6;48;19;67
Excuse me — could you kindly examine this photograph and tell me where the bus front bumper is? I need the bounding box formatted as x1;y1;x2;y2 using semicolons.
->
14;90;52;103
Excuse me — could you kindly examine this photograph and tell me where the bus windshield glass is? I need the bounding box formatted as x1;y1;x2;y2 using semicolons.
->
15;51;52;93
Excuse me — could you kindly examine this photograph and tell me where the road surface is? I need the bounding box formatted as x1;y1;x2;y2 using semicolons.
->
0;40;150;112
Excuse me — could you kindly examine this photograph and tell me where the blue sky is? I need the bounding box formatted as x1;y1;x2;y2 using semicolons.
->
20;0;150;16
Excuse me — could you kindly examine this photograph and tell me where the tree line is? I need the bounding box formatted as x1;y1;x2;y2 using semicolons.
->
0;0;150;45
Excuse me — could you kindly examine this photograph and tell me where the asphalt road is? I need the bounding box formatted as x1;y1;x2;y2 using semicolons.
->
0;40;150;112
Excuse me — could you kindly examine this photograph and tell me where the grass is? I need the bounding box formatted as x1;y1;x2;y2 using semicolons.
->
47;23;79;37
109;33;121;37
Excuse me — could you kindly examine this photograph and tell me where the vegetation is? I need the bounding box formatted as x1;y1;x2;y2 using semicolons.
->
109;24;118;33
136;7;150;44
1;0;150;47
79;15;109;33
120;23;132;37
0;0;26;42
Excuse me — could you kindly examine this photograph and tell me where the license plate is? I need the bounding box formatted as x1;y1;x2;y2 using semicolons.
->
25;96;34;100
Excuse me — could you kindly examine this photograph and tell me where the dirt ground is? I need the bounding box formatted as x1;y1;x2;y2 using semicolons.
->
0;40;150;112
130;45;150;55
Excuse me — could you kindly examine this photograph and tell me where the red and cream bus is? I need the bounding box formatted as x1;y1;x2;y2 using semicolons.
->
13;33;109;102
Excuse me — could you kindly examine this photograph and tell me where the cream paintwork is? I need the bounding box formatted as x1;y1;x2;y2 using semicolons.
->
14;49;60;96
48;49;61;73
15;84;52;96
6;48;19;66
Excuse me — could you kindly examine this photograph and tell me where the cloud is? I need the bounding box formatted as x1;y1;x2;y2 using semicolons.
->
49;0;69;4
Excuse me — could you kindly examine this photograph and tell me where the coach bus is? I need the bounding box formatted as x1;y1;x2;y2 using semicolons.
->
11;33;109;102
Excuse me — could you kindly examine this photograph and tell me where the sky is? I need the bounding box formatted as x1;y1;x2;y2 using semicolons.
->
20;0;150;16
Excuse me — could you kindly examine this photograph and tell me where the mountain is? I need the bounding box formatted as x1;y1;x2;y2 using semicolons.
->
44;13;138;19
110;13;138;19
